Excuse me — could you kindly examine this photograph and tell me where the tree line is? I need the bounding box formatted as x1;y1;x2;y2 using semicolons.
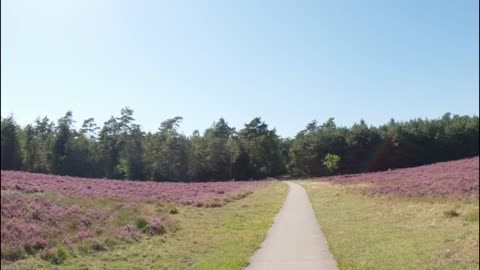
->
1;108;478;181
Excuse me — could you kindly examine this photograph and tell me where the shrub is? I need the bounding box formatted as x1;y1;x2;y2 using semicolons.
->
77;230;92;240
167;203;178;214
1;246;26;261
23;238;48;255
41;246;68;264
91;240;105;251
143;216;178;235
103;238;119;248
205;199;223;208
323;153;341;173
135;218;147;230
444;209;460;218
232;191;252;200
76;242;90;255
145;217;167;235
117;225;141;242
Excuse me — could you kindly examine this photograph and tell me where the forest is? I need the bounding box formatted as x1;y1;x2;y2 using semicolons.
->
1;108;478;181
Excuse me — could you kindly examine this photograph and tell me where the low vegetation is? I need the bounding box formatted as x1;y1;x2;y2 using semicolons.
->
1;171;266;204
301;158;479;270
1;173;287;269
313;157;479;197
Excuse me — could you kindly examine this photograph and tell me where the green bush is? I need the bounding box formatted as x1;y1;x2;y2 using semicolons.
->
41;246;68;264
135;218;147;230
323;153;341;173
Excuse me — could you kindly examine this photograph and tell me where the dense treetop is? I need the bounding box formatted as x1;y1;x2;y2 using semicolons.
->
1;109;478;181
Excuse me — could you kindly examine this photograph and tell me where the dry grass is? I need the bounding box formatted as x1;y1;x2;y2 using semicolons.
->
301;180;479;270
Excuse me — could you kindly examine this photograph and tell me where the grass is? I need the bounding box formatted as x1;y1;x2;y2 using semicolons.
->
1;181;288;270
300;180;479;270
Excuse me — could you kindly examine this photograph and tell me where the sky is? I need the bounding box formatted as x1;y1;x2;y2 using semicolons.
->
2;0;478;137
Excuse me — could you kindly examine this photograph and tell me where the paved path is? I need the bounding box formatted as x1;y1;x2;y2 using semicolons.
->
245;181;338;270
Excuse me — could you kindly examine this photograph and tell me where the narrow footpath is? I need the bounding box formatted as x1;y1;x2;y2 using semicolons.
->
245;181;338;270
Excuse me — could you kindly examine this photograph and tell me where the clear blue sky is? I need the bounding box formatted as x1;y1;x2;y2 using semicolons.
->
2;0;478;137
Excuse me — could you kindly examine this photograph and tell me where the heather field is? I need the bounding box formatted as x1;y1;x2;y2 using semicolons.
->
0;172;287;269
301;157;480;270
314;156;479;198
1;171;266;205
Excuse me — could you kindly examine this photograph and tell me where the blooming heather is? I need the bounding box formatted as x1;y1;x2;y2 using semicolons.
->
314;157;479;197
0;171;267;204
0;193;107;260
0;172;268;262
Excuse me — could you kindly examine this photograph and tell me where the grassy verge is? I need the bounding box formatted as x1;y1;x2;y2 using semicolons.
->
2;181;288;270
300;181;479;270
